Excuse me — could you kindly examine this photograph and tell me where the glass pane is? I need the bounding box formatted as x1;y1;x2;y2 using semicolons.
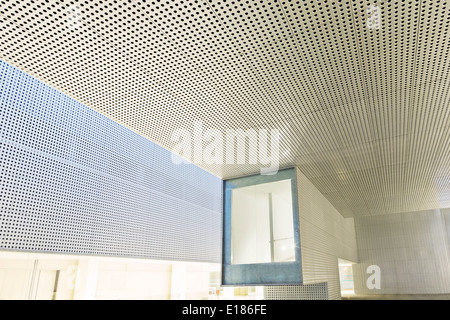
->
230;179;295;265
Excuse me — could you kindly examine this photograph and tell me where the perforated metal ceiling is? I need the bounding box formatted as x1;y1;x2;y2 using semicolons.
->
1;0;449;217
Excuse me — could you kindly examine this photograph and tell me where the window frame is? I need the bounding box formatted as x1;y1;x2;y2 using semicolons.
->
222;167;303;286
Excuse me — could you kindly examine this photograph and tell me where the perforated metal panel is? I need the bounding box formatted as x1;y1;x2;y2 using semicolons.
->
0;60;222;262
263;283;328;300
296;168;358;300
353;209;450;294
0;0;449;218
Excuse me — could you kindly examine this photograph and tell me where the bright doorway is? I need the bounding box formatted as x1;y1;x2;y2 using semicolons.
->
338;258;355;297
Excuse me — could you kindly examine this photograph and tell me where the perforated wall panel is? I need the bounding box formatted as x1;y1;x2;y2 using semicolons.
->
263;283;328;300
296;168;358;300
0;60;222;262
353;209;450;294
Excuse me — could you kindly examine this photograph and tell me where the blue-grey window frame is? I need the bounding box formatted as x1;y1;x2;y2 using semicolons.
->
222;167;302;286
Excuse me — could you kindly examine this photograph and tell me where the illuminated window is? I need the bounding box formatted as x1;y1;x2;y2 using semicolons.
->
231;179;296;265
222;168;302;285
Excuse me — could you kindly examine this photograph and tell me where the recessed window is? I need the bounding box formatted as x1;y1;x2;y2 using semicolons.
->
231;179;295;265
222;167;302;286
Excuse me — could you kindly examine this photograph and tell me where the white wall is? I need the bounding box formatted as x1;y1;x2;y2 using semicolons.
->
444;208;450;253
0;253;77;300
272;192;296;262
0;251;215;300
0;259;34;299
231;190;270;264
296;168;358;300
94;260;172;300
353;209;450;294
